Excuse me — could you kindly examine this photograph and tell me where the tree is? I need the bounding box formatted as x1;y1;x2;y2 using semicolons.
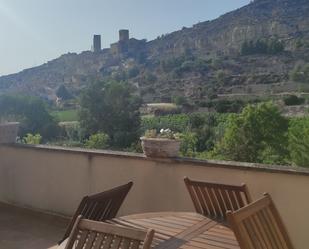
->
288;117;309;167
79;80;142;148
0;94;60;140
212;102;289;164
240;38;284;55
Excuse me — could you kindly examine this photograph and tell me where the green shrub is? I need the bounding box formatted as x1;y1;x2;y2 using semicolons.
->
288;117;309;167
284;95;305;106
179;132;198;157
211;102;289;164
172;96;188;106
22;133;42;145
142;114;190;133
85;133;109;149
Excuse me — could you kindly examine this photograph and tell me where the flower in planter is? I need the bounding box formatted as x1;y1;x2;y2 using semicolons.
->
144;129;180;140
141;129;181;157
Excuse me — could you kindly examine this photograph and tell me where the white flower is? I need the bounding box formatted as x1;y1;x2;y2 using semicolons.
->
160;129;164;133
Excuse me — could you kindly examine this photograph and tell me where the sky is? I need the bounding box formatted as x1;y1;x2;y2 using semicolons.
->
0;0;250;76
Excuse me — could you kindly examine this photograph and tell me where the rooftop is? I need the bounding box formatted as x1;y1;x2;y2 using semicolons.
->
0;202;68;249
0;143;308;249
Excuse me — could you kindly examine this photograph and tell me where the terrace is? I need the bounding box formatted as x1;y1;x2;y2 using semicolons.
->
0;143;309;249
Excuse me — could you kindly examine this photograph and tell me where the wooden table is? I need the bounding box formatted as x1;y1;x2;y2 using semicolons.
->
109;212;240;249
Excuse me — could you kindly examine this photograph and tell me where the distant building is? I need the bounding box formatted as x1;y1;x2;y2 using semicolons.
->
110;29;146;56
119;29;129;42
93;35;101;53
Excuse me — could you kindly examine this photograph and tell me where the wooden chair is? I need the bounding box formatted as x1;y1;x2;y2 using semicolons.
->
59;181;133;244
65;216;155;249
184;177;252;221
227;193;294;249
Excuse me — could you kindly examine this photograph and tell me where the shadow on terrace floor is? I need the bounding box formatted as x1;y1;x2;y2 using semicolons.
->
0;202;69;249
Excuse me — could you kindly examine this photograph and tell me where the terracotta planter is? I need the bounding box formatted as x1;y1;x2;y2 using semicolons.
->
0;122;19;143
140;137;181;158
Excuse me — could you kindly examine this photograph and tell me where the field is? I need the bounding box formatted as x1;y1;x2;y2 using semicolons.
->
51;109;78;122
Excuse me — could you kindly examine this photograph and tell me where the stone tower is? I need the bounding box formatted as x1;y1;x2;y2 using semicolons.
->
93;35;101;53
119;29;129;42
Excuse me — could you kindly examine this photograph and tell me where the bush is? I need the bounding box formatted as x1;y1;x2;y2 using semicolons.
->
179;132;198;157
172;96;188;106
142;112;229;155
22;133;42;145
142;114;190;133
211;102;289;164
0;94;61;140
85;133;109;149
284;95;305;106
288;117;309;167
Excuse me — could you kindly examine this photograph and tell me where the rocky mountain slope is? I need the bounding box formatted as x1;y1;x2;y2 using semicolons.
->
0;0;308;102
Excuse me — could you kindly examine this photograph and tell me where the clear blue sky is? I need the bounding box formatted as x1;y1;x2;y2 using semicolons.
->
0;0;250;76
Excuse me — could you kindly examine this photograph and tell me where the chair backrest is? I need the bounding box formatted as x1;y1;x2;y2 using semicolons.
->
184;177;252;221
227;193;294;249
59;182;133;244
65;216;155;249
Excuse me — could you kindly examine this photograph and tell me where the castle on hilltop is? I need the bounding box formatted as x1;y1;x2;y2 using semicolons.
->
92;30;146;56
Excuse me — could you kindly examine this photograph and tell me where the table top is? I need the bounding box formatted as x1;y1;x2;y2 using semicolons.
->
109;212;240;249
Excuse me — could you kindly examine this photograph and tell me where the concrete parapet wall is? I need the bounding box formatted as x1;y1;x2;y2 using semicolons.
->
0;144;308;249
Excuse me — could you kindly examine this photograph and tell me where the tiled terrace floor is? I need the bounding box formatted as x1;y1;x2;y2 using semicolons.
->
0;202;69;249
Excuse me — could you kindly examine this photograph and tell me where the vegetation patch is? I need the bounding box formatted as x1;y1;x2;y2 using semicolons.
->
51;109;79;122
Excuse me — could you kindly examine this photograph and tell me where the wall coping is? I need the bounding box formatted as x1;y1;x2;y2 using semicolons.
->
2;143;309;176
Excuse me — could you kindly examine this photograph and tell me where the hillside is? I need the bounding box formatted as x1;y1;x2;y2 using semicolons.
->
0;0;309;102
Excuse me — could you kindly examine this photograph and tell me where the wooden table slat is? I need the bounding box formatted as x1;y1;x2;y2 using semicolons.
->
110;212;239;249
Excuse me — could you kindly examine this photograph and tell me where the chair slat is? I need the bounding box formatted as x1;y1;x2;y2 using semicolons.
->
208;187;221;218
234;191;245;208
184;177;252;222
93;233;105;249
253;213;273;249
131;240;141;249
200;187;213;216
59;182;133;244
102;235;114;249
65;217;154;249
213;188;226;218
227;193;294;249
194;186;207;214
84;231;97;249
221;189;233;213
266;208;289;249
186;184;202;214
110;236;122;249
75;230;89;249
260;209;279;249
239;222;255;249
228;190;239;211
121;238;132;249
